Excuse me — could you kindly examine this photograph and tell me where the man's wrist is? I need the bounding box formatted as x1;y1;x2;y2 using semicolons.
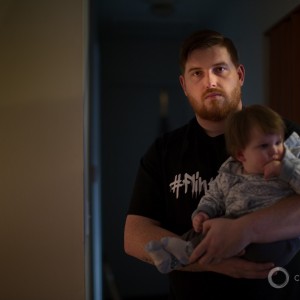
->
235;215;256;246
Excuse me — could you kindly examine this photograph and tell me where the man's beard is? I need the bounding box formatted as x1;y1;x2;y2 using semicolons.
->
195;86;241;121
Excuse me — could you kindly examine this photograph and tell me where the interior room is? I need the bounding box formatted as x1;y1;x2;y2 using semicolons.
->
1;0;300;299
97;0;300;299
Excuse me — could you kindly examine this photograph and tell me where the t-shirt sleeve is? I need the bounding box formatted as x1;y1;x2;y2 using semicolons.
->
127;138;166;222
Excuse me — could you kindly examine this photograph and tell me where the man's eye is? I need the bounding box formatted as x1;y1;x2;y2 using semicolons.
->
215;66;226;73
192;71;201;77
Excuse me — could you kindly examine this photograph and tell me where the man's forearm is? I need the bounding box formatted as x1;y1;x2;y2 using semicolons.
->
240;193;300;244
124;215;275;279
124;214;178;264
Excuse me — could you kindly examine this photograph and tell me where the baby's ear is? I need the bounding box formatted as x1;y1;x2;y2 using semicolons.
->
235;150;245;162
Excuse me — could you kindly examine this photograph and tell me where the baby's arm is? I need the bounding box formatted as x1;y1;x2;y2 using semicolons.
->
264;132;300;180
192;212;209;232
266;131;300;193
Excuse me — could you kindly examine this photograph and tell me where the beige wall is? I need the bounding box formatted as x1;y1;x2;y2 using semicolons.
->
0;0;85;299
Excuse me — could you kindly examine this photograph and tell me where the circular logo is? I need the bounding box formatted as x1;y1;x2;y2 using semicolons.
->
268;267;289;289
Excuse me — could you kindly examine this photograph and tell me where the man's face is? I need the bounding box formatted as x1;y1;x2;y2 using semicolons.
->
179;45;245;122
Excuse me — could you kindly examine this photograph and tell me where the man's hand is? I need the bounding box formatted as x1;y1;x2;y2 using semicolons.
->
189;217;250;264
202;256;274;279
182;256;274;279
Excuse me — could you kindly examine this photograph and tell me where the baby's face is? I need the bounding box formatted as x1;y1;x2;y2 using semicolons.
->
237;127;284;174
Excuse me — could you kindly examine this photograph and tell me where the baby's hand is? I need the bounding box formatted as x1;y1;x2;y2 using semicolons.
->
192;212;209;232
264;160;281;180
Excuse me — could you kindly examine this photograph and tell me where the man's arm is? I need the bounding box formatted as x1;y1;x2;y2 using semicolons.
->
124;215;178;264
124;214;274;277
190;194;300;264
246;193;300;242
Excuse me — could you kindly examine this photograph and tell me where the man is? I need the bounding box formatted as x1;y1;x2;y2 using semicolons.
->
124;29;300;299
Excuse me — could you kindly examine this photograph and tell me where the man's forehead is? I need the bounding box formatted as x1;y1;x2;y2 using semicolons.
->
186;46;232;68
188;46;230;61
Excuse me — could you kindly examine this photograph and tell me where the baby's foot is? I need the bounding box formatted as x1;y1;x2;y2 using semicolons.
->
161;237;194;265
145;240;183;273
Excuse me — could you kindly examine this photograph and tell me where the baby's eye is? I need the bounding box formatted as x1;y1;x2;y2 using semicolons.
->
260;143;269;149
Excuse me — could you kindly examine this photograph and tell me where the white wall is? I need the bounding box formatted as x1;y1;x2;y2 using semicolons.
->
0;1;85;299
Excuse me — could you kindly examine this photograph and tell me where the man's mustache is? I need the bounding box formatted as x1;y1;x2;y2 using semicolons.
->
203;88;225;98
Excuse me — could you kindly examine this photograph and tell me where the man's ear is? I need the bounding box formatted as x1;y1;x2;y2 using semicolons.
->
179;75;188;96
237;64;245;86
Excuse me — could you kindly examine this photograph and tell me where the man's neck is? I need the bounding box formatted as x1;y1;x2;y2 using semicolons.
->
195;116;225;137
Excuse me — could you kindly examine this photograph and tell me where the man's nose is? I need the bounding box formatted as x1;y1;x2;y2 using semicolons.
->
205;72;217;88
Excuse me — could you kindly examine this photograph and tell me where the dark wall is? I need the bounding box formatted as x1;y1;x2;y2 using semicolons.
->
100;27;195;298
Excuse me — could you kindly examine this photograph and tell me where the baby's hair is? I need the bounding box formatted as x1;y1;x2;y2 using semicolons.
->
225;104;285;158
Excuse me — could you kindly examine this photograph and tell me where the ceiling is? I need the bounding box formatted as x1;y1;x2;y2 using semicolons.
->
97;0;239;37
98;0;229;23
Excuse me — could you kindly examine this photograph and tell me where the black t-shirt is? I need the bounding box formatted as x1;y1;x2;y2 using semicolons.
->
128;117;300;300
